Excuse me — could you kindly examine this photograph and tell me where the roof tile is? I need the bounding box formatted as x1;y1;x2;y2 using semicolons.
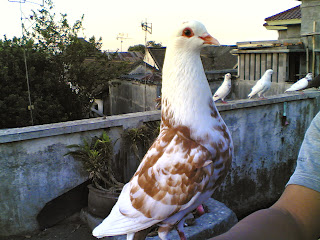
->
265;5;301;21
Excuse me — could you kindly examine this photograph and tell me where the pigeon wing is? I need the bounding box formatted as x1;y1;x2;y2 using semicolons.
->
93;126;214;237
248;79;264;98
285;78;308;92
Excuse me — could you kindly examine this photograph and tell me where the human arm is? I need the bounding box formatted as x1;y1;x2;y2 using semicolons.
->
210;184;320;240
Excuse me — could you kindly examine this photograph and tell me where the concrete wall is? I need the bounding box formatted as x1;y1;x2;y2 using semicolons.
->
300;0;320;75
109;79;161;115
1;91;320;236
300;0;320;37
214;91;320;217
278;24;301;40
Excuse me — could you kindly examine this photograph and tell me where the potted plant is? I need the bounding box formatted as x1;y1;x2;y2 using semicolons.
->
65;131;123;218
122;121;160;161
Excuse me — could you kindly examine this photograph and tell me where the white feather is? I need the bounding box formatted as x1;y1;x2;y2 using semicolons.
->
213;73;232;102
285;73;313;92
248;69;273;99
92;184;160;238
92;20;232;240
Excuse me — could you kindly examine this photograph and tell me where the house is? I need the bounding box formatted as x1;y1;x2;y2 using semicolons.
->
142;45;238;79
232;0;320;91
103;46;237;115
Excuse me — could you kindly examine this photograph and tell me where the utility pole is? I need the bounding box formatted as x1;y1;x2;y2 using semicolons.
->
9;0;44;125
141;19;152;111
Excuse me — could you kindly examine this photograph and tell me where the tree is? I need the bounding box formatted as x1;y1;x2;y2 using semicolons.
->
146;41;162;48
0;0;129;129
128;41;163;53
128;44;145;53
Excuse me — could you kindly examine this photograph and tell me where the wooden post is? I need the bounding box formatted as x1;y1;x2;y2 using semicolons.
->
245;54;250;80
250;54;256;80
255;54;261;80
312;21;316;75
272;53;279;82
261;53;267;75
240;54;245;80
278;53;288;82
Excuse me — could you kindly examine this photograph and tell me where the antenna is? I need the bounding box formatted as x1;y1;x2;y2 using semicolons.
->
8;0;45;125
116;33;131;52
141;19;152;111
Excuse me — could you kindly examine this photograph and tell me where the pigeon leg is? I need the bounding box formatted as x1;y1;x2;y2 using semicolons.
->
177;219;187;240
177;230;187;240
158;225;171;240
259;94;268;100
196;204;205;216
221;100;228;104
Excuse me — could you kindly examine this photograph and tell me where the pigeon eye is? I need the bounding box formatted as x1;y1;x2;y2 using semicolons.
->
182;28;194;38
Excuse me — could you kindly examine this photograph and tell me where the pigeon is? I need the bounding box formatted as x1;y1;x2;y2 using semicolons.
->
285;73;313;93
92;20;233;240
307;74;320;89
248;69;273;99
213;73;232;103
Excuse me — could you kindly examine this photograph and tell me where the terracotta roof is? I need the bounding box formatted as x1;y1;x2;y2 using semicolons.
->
265;5;301;21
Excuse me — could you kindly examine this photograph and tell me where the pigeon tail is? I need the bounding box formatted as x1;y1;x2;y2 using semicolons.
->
92;201;159;238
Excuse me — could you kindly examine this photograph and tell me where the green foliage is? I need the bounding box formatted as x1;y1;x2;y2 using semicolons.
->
128;41;162;53
147;41;163;48
65;131;123;192
0;0;129;128
122;121;160;161
0;36;84;128
128;44;145;53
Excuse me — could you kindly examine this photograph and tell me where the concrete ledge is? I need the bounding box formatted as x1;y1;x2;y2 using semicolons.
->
1;91;320;144
80;198;238;240
0;110;161;143
216;90;320;111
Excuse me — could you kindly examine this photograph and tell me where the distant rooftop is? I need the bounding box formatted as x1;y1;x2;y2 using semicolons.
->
265;5;301;22
112;51;144;62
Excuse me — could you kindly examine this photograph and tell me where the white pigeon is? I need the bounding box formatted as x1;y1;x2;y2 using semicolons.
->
248;69;273;99
92;20;233;240
213;73;232;103
284;73;313;93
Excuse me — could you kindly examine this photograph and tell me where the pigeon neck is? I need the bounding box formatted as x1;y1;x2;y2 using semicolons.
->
161;47;218;129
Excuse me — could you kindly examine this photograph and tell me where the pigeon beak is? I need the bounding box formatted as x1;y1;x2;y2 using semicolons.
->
199;33;220;46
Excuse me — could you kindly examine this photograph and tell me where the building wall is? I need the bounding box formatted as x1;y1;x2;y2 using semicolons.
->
108;79;161;115
300;0;320;75
300;0;320;36
1;91;320;237
278;24;301;40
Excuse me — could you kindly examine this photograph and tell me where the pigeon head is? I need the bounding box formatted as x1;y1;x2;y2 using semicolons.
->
306;73;313;80
225;73;232;80
265;69;274;75
170;20;219;50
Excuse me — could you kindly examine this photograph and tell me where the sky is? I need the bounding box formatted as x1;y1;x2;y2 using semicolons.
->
1;0;300;52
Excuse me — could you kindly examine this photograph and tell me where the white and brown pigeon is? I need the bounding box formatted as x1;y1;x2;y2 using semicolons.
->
213;73;232;103
248;69;273;99
92;20;233;240
285;73;313;93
